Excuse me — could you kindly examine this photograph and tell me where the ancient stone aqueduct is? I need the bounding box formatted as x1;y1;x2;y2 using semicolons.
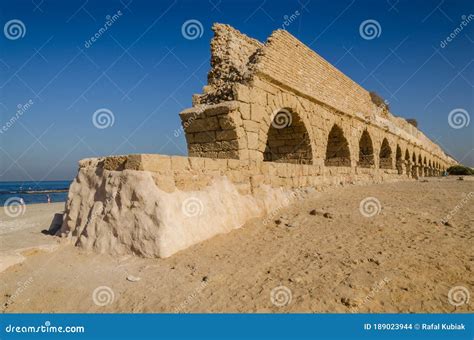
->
57;24;457;258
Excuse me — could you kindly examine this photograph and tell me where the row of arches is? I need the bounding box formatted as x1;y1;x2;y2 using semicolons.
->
263;109;446;176
323;125;398;170
322;124;446;176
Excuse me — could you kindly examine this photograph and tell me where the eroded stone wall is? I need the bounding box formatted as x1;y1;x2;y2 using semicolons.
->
58;153;402;257
82;153;402;195
181;23;456;174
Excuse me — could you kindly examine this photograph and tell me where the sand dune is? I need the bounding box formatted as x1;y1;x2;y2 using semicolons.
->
0;177;472;313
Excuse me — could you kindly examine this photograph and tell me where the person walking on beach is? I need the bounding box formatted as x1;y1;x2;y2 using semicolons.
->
19;198;25;205
46;194;51;204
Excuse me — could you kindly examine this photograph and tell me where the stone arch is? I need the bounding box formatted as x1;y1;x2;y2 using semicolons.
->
404;149;411;176
255;95;316;164
379;138;393;169
325;124;351;167
263;108;313;164
395;144;403;174
411;151;418;178
417;154;423;177
358;130;374;168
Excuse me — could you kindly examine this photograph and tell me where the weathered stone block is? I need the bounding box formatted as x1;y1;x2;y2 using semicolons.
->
216;130;237;141
204;158;226;171
247;132;259;150
171;156;191;171
141;154;171;172
194;131;216;143
185;117;219;133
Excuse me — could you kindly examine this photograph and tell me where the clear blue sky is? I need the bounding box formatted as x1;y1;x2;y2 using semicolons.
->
0;0;473;181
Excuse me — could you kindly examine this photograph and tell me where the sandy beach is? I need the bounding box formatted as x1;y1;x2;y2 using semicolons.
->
0;177;472;313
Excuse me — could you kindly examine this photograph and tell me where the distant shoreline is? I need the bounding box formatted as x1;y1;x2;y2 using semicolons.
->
1;201;65;208
0;189;69;195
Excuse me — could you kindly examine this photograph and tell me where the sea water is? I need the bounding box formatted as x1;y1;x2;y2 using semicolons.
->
0;181;71;206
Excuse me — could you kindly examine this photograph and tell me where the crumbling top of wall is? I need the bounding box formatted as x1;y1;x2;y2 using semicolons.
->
193;23;454;163
196;24;262;104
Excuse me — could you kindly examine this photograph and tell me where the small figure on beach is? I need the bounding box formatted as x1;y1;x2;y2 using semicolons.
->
47;194;51;204
19;197;25;205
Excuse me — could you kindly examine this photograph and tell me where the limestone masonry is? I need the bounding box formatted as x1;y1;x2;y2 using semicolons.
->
56;24;457;258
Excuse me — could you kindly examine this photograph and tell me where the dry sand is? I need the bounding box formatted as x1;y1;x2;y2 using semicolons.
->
0;177;472;313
